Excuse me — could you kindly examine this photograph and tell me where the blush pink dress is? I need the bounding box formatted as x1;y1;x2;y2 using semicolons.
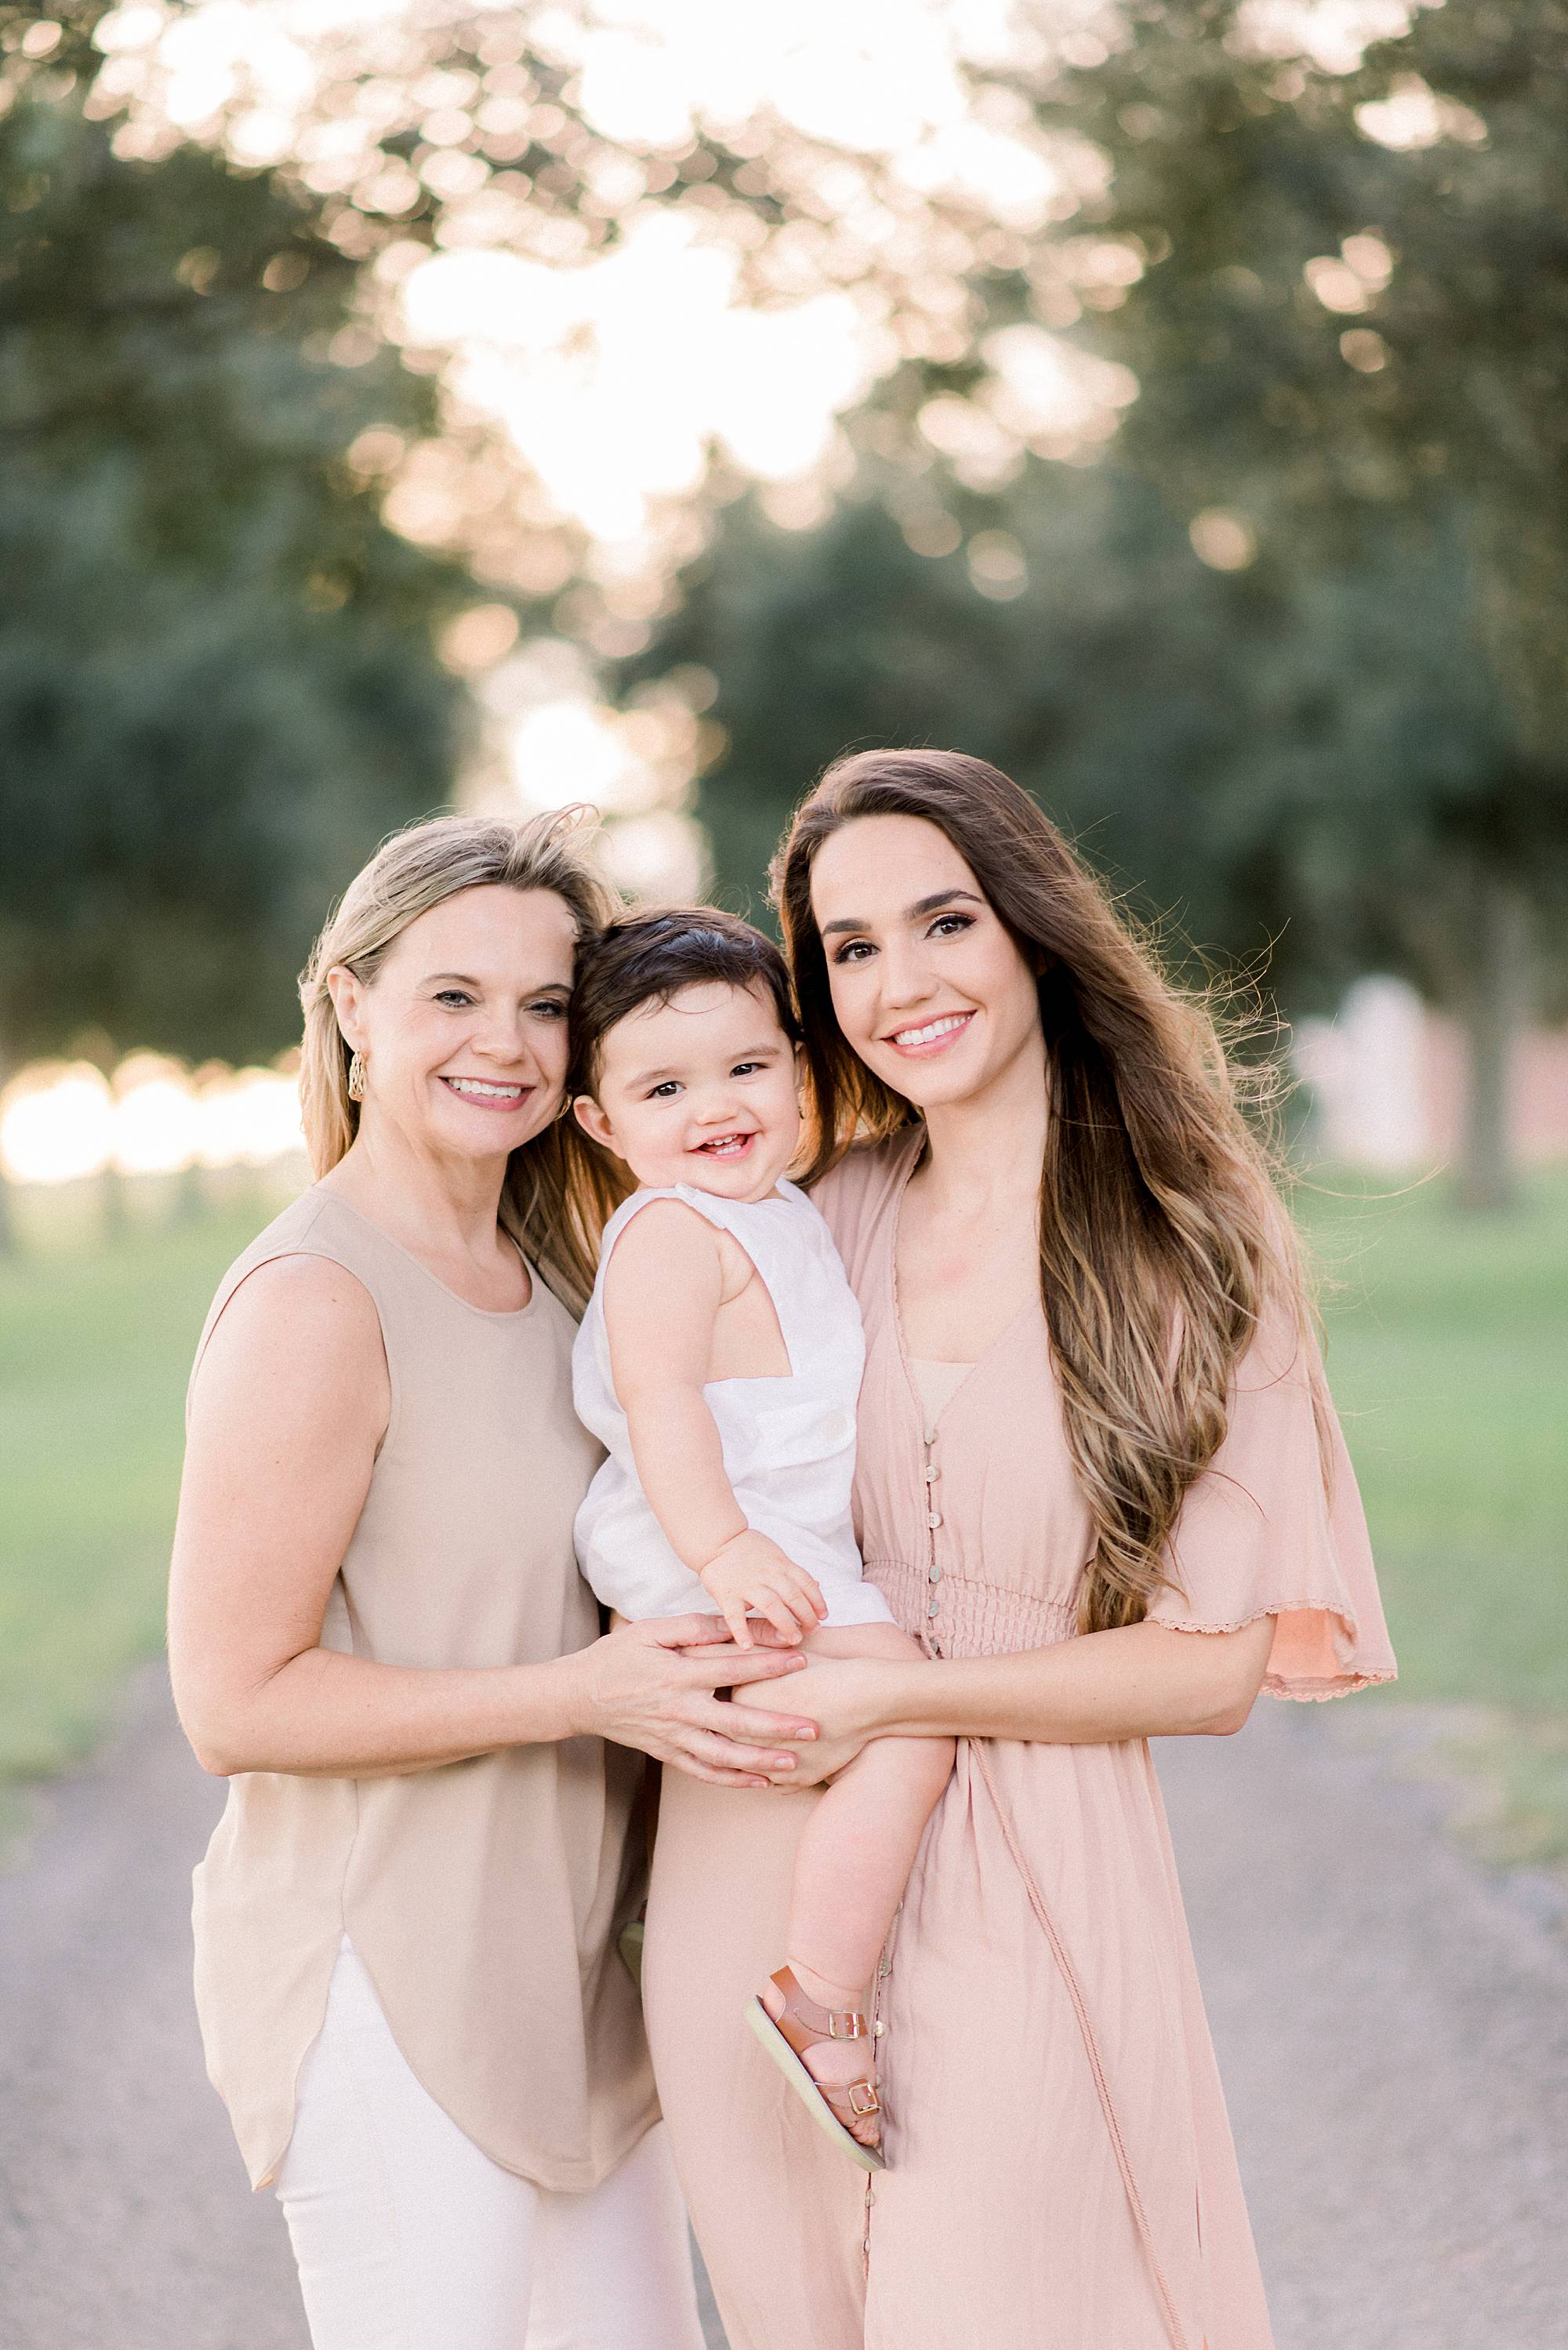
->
642;1130;1395;2350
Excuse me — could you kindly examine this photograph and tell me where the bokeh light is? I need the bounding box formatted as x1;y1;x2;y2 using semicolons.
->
112;1055;203;1177
0;1066;117;1186
0;1057;306;1186
1189;510;1259;572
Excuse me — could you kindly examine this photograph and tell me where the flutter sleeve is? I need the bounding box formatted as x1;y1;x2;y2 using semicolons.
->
1146;1295;1397;1701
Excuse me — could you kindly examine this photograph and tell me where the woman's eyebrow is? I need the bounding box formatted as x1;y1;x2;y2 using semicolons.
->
909;889;984;917
820;888;984;938
420;972;570;992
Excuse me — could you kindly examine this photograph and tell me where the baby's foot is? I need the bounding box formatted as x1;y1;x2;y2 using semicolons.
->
760;1963;883;2152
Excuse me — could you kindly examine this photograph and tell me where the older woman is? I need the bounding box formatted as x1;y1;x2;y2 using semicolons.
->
168;812;818;2350
643;752;1395;2350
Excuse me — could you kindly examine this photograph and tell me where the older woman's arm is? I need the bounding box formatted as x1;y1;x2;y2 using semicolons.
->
728;1615;1275;1777
169;1255;818;1788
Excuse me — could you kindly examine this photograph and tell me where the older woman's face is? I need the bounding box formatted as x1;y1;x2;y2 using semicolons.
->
808;814;1043;1113
332;884;577;1164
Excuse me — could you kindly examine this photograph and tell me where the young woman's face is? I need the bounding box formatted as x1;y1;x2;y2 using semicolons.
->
329;884;577;1166
808;814;1044;1113
574;980;801;1204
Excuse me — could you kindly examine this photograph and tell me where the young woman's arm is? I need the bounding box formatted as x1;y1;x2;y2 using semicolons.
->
729;1617;1275;1778
169;1255;818;1788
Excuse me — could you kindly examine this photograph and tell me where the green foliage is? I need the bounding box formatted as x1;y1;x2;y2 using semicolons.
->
1045;2;1568;532
0;82;473;1063
629;469;1517;1009
1025;0;1568;990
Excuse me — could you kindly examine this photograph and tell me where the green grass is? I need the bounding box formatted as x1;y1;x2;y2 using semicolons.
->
0;1197;264;1779
0;1170;1563;1821
1301;1169;1568;1713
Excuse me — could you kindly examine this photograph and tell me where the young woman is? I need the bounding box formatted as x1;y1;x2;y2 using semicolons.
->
641;751;1395;2350
168;812;820;2350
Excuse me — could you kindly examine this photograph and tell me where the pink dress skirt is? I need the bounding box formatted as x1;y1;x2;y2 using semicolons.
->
643;1131;1395;2350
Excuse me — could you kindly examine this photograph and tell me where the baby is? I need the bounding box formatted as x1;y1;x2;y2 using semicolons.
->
569;906;953;2170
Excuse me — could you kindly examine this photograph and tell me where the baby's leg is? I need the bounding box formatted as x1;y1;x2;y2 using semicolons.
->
787;1625;953;1996
762;1624;954;2146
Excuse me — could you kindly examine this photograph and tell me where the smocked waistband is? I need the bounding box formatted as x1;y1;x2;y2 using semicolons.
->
865;1557;1080;1659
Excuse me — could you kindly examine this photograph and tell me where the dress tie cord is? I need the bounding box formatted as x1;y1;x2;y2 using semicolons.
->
967;1738;1196;2350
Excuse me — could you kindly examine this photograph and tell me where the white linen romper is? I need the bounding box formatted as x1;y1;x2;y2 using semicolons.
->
573;1181;894;1630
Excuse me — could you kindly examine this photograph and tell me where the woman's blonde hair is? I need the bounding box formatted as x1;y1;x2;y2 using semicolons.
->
298;808;623;1306
774;748;1313;1636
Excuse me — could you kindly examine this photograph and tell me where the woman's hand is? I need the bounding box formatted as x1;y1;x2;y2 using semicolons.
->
722;1654;907;1787
569;1614;822;1789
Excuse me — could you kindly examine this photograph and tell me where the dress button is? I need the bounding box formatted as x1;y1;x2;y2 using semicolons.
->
924;1464;939;1485
927;1511;942;1530
927;1597;940;1618
928;1562;942;1584
923;1428;938;1447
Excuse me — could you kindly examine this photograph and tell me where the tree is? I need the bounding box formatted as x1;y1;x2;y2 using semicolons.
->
0;71;474;1066
1007;0;1568;1202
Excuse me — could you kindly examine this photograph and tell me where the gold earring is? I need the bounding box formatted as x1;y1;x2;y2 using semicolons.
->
347;1050;367;1102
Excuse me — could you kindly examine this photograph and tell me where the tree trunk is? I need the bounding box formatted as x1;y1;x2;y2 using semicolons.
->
1455;870;1530;1213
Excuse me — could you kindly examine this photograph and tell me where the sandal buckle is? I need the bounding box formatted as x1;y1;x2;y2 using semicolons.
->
827;2009;867;2039
847;2081;881;2118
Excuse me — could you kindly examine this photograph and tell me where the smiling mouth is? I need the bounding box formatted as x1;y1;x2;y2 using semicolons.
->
886;1012;974;1051
440;1076;529;1106
695;1131;757;1157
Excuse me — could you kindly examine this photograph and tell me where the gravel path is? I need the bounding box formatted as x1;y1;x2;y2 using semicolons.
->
1;1673;1564;2350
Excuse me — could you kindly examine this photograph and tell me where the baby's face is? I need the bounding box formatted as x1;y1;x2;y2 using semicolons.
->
575;980;802;1204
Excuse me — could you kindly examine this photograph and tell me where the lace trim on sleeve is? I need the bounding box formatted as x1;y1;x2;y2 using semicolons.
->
1157;1604;1398;1702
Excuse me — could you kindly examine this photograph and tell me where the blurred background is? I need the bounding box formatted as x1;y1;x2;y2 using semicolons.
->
2;9;1568;2341
0;4;1565;2338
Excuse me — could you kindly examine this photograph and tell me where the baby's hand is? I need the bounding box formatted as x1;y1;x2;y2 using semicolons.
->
699;1531;827;1648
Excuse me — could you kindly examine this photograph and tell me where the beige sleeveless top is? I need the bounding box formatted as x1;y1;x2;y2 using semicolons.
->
187;1188;657;2192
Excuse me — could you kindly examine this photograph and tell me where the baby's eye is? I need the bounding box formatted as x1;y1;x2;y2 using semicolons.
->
730;1061;764;1077
648;1081;681;1099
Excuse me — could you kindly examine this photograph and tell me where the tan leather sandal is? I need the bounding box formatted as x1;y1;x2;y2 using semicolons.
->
745;1966;885;2173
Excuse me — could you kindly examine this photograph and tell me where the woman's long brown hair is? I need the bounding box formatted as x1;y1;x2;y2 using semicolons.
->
773;748;1311;1635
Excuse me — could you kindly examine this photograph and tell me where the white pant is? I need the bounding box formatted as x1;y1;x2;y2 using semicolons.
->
275;1940;707;2350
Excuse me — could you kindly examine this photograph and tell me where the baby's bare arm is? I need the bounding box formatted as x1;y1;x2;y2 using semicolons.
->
604;1204;825;1642
604;1203;749;1571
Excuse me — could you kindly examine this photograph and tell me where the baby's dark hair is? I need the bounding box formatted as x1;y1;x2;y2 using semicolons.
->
570;906;800;1094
